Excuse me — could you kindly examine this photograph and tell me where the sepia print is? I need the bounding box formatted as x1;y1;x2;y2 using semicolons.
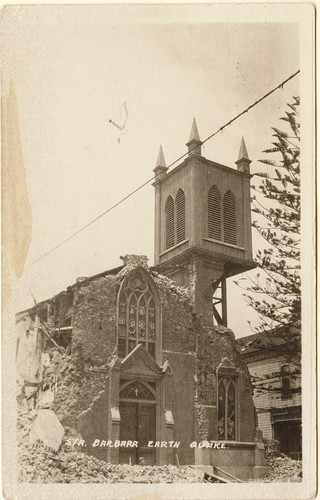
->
2;3;316;499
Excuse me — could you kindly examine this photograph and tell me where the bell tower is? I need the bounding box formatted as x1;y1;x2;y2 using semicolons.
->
153;119;256;327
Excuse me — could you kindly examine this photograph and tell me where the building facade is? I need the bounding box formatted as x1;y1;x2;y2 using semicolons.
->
16;120;266;479
238;332;302;460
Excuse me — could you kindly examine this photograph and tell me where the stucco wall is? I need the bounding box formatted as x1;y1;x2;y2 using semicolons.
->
72;275;118;366
18;260;257;463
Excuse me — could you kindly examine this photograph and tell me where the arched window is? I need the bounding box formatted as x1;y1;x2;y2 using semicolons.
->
223;190;236;245
165;196;175;249
218;376;237;440
208;185;222;240
120;380;156;400
118;269;158;359
176;188;186;244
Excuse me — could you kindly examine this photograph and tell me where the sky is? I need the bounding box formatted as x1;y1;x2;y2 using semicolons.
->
2;4;302;338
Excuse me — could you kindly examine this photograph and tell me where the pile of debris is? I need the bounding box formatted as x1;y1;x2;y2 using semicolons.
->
18;408;203;484
262;455;302;482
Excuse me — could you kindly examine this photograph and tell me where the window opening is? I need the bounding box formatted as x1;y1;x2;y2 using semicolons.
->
208;185;222;240
165;196;175;249
176;188;186;243
223;190;236;244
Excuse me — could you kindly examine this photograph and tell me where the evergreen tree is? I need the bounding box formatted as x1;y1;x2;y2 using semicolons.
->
236;97;301;373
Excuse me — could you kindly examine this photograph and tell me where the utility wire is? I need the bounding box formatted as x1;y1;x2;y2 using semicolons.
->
27;70;299;268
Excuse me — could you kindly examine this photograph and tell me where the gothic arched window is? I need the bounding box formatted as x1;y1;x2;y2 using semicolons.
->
208;185;222;240
120;380;156;400
176;188;186;244
165;195;175;249
117;269;159;359
223;190;236;245
218;376;237;440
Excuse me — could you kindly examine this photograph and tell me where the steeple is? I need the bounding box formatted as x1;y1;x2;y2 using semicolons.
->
153;145;168;182
186;118;202;156
236;136;251;173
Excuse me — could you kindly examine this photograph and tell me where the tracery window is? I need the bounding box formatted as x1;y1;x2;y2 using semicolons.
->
118;270;157;359
223;190;237;245
218;376;237;440
165;196;175;249
120;380;156;400
176;188;186;244
208;185;222;240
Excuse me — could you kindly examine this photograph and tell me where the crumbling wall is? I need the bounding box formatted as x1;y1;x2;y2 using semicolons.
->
39;274;120;428
16;313;42;384
72;275;118;366
35;347;112;429
152;268;255;445
195;323;255;442
17;256;256;458
152;271;195;353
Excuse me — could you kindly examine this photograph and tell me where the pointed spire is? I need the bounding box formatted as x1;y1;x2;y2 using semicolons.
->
156;144;166;168
236;136;251;173
188;117;201;143
238;136;249;161
186;118;202;156
153;144;168;183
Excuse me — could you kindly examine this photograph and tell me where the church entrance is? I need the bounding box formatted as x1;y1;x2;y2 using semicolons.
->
119;380;157;465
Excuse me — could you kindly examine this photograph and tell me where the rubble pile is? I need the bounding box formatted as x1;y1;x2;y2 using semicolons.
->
18;408;203;484
262;455;302;482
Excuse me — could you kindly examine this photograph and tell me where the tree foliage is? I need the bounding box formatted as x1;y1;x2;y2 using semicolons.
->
236;97;301;371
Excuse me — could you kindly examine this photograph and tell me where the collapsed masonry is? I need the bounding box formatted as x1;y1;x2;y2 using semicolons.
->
16;254;265;480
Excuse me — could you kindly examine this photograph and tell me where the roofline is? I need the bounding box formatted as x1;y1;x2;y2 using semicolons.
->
15;263;125;317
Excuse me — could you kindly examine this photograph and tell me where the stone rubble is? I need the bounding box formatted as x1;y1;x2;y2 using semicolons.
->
18;407;302;483
18;408;203;483
262;455;302;482
29;409;65;452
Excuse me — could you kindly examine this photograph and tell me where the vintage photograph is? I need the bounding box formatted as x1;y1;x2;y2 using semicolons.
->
2;4;315;499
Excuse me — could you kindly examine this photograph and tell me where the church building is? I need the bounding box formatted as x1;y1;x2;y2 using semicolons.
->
16;120;266;480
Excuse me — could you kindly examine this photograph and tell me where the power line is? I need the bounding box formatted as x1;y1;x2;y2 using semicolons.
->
27;70;299;268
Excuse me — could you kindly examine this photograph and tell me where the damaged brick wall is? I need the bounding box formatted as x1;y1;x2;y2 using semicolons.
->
151;268;255;445
72;276;118;366
152;272;194;354
195;323;255;442
163;351;196;465
188;257;224;327
19;257;256;459
39;347;112;430
51;274;120;428
195;404;210;441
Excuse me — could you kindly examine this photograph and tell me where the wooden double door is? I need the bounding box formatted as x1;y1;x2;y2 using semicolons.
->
119;401;156;465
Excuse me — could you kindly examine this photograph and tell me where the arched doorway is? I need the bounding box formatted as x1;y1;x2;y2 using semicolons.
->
119;380;156;465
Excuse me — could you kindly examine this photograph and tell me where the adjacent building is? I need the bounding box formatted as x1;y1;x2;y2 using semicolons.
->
238;331;302;460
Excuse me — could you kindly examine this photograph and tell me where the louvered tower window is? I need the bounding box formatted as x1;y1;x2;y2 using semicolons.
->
223;190;236;245
176;188;186;244
208;185;222;240
165;196;175;249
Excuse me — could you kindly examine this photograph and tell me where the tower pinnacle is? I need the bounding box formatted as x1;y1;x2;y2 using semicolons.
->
153;145;168;183
238;136;249;161
156;144;166;168
236;136;251;173
186;118;202;156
